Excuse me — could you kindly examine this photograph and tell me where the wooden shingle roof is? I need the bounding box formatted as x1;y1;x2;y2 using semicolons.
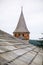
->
0;35;42;65
14;8;30;33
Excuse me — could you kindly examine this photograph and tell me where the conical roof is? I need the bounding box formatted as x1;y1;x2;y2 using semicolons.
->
14;8;29;33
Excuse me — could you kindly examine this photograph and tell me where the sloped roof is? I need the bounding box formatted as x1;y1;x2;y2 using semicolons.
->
0;30;42;65
0;38;42;65
14;8;29;33
0;30;17;41
0;30;29;43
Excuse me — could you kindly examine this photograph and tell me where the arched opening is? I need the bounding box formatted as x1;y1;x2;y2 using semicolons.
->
14;32;29;40
15;33;20;37
22;33;24;36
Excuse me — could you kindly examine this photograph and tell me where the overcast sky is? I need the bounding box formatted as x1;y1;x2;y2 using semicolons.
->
0;0;43;39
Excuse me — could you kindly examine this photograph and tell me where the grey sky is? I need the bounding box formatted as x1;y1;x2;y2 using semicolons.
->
0;0;43;39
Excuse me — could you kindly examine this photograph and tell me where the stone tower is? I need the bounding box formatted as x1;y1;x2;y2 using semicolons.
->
13;7;30;40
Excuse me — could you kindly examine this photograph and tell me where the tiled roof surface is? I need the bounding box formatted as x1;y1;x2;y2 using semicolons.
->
0;30;43;65
0;38;43;65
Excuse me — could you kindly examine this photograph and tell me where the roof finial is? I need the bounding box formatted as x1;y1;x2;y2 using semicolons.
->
21;6;23;12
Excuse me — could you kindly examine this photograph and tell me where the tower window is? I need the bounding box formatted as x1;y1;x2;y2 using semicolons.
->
19;33;20;36
22;34;24;36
